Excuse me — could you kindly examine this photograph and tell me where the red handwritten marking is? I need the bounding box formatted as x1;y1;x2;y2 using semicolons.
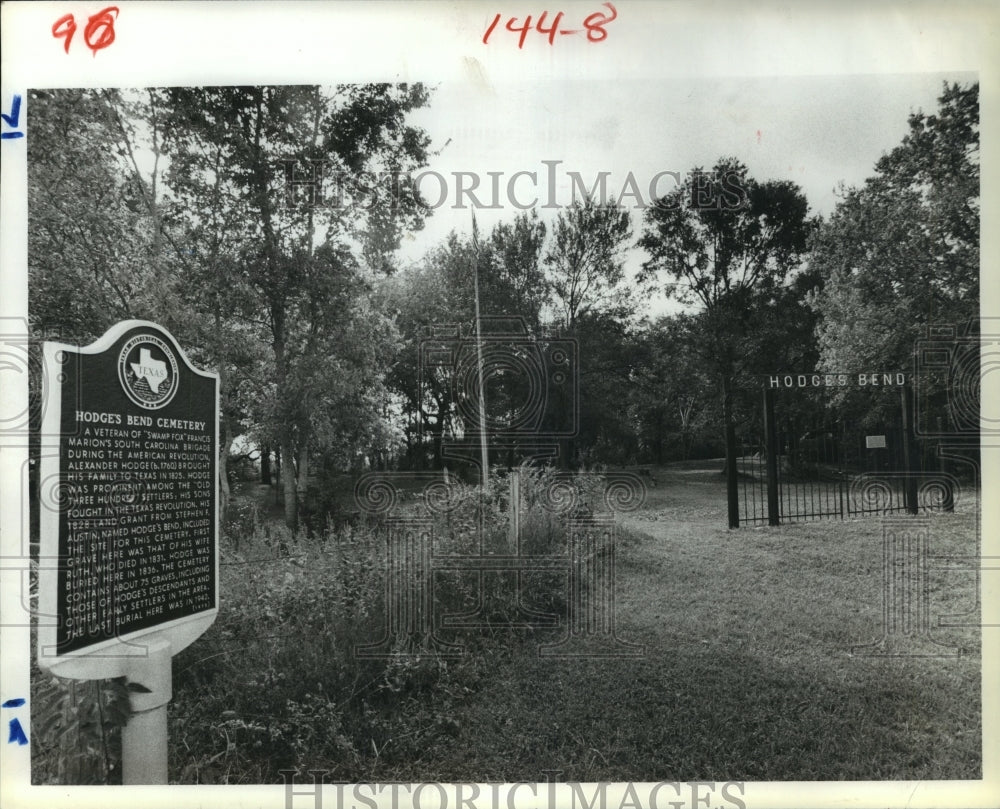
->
535;11;564;45
582;2;617;42
52;6;118;55
483;5;615;46
505;15;533;49
483;13;501;44
84;6;119;56
52;13;77;54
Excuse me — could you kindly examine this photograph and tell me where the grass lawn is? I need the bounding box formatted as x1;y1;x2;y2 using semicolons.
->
342;464;980;782
157;462;982;784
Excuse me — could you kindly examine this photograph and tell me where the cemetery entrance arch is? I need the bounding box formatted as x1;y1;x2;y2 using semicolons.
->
731;372;955;527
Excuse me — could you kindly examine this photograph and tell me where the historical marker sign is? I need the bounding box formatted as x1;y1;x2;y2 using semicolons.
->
38;320;219;679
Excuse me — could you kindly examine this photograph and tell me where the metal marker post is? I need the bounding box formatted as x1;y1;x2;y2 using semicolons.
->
37;320;219;786
122;639;172;784
471;213;489;486
763;387;780;526
900;385;919;514
508;467;521;551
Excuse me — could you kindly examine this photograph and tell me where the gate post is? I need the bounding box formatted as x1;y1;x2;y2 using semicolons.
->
936;419;955;513
763;386;780;526
900;384;919;514
723;383;739;528
725;421;739;527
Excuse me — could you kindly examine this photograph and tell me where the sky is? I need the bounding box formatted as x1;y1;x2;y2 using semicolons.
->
397;72;976;316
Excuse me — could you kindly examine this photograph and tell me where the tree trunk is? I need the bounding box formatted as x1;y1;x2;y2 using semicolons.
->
260;444;271;485
214;306;230;531
281;436;298;532
275;447;283;505
297;441;310;522
218;416;231;533
722;375;739;528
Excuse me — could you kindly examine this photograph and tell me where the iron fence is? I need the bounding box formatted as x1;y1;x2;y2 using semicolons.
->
737;427;951;526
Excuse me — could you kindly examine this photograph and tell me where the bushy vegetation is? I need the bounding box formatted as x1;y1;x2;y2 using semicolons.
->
31;463;981;784
32;468;619;783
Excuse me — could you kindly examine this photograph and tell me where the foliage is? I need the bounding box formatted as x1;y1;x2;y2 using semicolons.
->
34;469;979;783
639;158;813;314
567;311;643;465
154;85;432;530
483;210;549;328
545;196;633;330
637;158;816;383
638;158;816;479
628;314;723;462
808;82;979;423
385;213;553;470
27;89;163;343
387;201;637;470
144;468;616;782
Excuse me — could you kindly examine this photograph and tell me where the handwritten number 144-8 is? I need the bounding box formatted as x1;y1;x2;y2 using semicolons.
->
483;4;618;47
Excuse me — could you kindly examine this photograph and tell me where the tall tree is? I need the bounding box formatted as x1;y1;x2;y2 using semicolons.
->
808;82;979;423
629;314;721;463
483;210;549;329
545;196;633;330
28;90;162;342
387;212;550;470
158;85;432;530
639;158;813;524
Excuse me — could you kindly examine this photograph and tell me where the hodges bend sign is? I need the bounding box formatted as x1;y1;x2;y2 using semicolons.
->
38;321;219;679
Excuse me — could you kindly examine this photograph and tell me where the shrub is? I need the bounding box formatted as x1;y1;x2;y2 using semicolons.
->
34;467;628;783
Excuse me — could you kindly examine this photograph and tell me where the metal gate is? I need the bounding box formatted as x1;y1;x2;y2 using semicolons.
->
735;382;954;527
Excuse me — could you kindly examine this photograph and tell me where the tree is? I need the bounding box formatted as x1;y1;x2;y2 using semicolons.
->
157;85;432;531
386;212;550;470
545;196;633;330
809;82;979;424
638;158;814;525
483;210;548;329
27;90;163;343
629;314;721;463
568;310;643;465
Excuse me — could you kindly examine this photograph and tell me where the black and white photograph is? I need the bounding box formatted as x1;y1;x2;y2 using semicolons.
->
0;3;997;809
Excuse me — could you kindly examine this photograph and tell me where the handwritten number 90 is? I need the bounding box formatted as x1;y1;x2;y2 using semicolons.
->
52;6;119;56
